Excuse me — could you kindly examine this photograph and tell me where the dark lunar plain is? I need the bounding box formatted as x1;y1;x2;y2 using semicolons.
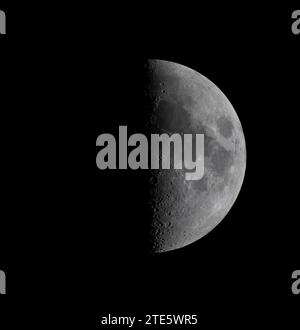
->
0;2;299;329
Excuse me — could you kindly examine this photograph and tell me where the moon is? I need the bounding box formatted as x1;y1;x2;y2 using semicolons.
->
144;59;247;253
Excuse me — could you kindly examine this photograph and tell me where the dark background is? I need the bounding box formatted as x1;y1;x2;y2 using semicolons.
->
0;2;299;328
93;3;300;327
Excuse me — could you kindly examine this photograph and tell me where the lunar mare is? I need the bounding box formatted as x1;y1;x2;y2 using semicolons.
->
144;59;246;253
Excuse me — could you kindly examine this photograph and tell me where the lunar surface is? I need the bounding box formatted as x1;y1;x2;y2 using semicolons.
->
144;59;246;253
